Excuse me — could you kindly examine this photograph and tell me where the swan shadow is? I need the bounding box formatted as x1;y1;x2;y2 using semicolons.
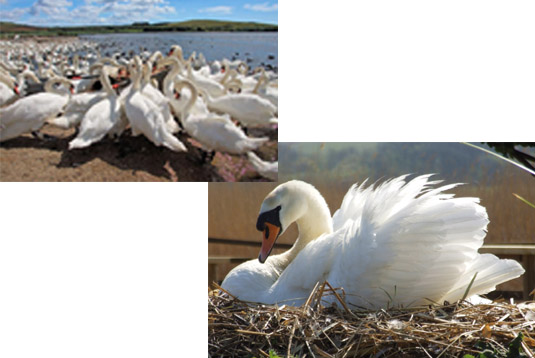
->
57;133;223;181
1;130;224;181
1;124;277;181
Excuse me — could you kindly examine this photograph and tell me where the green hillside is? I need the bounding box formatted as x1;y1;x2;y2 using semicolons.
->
0;20;277;37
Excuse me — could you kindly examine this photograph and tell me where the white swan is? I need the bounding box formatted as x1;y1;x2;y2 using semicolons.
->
156;56;188;117
0;72;19;107
187;61;228;98
247;151;278;180
68;66;122;149
0;76;73;142
202;90;277;128
140;61;180;134
221;175;525;308
252;73;278;108
174;80;268;155
124;56;187;152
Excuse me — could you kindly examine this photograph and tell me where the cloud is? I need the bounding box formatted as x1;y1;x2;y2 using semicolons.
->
8;0;177;26
29;0;72;17
1;7;29;21
198;6;232;15
102;0;175;23
244;2;277;12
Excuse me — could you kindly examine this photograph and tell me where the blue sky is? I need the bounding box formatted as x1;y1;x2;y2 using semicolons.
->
0;0;278;27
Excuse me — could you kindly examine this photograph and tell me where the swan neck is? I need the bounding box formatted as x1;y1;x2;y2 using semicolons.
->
252;75;266;94
162;57;182;93
99;67;114;96
268;195;333;274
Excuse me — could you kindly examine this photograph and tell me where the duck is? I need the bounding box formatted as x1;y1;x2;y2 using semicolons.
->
174;79;268;155
68;66;123;149
123;56;187;152
0;76;73;142
221;175;525;308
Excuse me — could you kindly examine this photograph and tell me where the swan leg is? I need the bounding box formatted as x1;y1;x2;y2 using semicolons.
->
31;130;56;141
198;149;216;164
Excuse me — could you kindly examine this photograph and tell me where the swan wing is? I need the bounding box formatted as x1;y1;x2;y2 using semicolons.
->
269;233;339;305
69;97;121;149
328;175;522;309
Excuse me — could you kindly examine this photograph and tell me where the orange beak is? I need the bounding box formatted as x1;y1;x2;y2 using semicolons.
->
259;222;280;263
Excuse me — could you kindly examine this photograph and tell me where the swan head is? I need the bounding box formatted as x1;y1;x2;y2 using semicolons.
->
256;180;331;263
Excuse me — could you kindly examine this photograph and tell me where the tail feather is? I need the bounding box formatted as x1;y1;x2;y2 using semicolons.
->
161;131;187;152
240;137;268;151
442;254;525;302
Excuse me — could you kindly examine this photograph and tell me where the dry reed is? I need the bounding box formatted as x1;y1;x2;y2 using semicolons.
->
208;282;535;358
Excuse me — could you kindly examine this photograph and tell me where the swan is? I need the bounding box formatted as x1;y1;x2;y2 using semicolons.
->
0;76;73;142
0;72;19;107
186;61;228;98
124;56;187;152
68;66;122;149
247;151;278;181
202;89;278;128
252;73;278;108
48;91;107;130
156;56;188;117
140;61;179;134
221;175;525;309
174;79;268;155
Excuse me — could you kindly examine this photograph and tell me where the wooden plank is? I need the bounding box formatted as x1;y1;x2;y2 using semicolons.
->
479;244;535;255
209;245;535;298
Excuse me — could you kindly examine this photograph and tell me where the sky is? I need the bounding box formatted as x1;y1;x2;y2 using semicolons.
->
0;0;278;27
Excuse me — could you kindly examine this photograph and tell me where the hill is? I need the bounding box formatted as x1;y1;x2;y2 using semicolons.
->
0;20;277;37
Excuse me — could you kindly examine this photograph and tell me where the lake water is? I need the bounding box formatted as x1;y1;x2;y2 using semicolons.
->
79;32;278;72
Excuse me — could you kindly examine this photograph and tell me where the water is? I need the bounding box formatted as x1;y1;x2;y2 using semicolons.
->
79;32;278;72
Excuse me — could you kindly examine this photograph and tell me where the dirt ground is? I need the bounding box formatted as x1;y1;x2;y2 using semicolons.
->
0;124;277;182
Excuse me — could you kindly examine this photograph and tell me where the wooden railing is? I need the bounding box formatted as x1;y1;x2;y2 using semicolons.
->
209;240;535;300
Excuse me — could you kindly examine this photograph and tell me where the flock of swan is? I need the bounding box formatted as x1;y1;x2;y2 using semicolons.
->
221;175;525;308
0;38;278;181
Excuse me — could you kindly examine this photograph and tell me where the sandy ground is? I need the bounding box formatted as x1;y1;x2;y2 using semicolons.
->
0;124;277;182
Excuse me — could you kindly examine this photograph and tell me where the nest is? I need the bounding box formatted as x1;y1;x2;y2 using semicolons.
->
209;282;535;358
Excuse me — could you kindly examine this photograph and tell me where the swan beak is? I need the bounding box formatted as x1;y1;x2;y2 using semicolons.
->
259;222;280;263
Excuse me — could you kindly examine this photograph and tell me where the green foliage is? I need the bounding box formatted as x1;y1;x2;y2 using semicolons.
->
462;333;527;358
253;350;292;358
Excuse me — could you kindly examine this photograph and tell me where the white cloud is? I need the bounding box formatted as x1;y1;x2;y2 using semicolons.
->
1;7;29;21
29;0;72;17
244;2;278;12
198;6;232;15
10;0;177;26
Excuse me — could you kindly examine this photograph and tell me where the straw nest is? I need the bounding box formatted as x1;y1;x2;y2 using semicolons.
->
209;283;535;358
